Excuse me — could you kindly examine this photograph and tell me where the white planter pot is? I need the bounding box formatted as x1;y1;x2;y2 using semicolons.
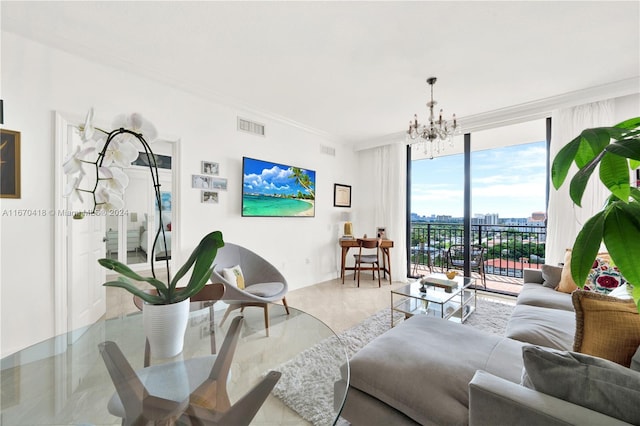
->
142;297;190;359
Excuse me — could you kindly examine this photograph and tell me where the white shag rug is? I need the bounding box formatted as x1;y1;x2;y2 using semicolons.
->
270;297;515;425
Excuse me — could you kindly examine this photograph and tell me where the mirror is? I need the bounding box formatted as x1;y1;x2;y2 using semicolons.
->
107;142;175;269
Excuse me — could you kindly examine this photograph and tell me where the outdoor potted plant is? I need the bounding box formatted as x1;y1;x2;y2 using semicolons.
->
551;116;640;310
64;109;224;357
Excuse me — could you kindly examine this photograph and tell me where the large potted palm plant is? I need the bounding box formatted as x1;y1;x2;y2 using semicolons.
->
552;116;640;311
64;109;224;357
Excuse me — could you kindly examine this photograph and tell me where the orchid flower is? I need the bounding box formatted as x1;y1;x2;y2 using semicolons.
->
97;137;139;168
79;108;96;142
100;166;129;193
63;175;85;203
63;145;95;175
112;112;158;143
95;186;124;212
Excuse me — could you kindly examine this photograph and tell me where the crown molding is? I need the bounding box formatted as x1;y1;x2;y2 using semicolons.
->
353;77;640;152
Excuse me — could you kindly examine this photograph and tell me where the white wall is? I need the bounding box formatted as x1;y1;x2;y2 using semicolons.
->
0;32;359;357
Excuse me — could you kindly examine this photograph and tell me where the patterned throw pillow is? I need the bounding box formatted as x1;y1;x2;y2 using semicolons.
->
584;257;626;295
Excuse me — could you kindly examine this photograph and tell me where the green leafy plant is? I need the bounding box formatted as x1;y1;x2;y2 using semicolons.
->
99;231;224;305
551;117;640;310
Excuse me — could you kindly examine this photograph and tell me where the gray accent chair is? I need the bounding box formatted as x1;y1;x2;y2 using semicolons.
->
211;242;289;337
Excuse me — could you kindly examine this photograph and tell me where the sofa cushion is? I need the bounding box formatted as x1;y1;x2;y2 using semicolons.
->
516;283;574;311
572;290;640;367
541;264;563;289
505;304;574;350
347;315;524;426
522;345;640;425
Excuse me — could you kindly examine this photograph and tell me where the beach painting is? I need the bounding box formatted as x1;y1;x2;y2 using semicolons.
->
242;157;315;217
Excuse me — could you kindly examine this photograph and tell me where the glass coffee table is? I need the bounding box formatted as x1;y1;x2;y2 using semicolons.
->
391;274;476;327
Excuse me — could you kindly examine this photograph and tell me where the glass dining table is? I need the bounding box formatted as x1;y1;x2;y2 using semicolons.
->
0;300;349;425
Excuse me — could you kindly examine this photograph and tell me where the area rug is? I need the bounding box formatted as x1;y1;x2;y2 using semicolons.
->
270;297;515;425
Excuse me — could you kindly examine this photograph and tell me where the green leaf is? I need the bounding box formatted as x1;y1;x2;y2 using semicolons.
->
613;116;640;130
568;151;603;206
570;211;605;288
103;277;165;304
599;152;630;202
575;129;610;168
98;258;169;298
604;202;640;286
551;135;582;189
630;187;640;203
632;285;640;315
605;138;640;161
169;231;224;302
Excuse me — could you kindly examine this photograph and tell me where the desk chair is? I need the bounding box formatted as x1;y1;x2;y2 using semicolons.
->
133;283;225;367
353;237;383;287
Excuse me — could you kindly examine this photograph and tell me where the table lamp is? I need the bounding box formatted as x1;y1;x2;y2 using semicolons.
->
341;212;353;239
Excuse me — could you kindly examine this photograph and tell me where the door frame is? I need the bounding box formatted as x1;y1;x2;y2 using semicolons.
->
54;111;181;337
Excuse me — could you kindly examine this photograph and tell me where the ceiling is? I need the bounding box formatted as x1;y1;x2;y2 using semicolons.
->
2;1;639;147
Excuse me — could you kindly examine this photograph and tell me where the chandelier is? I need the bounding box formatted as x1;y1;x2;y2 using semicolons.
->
407;77;460;158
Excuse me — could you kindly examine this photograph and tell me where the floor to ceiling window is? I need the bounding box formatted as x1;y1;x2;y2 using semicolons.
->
408;118;549;294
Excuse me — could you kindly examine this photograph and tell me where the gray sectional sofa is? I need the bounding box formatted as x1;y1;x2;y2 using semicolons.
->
335;268;639;425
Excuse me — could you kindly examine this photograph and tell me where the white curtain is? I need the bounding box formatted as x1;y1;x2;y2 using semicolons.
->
371;143;407;282
546;100;614;265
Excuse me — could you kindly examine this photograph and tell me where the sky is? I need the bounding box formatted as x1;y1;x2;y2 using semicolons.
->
411;141;547;218
242;157;316;197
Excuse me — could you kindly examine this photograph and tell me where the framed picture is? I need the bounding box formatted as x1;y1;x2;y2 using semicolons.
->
0;129;21;198
211;177;227;191
192;174;212;189
377;227;387;239
201;190;219;204
333;183;351;208
201;161;219;176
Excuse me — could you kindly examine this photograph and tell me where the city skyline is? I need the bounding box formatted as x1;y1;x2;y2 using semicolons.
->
411;141;547;218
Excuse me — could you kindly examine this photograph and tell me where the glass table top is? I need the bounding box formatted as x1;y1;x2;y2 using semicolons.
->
0;301;349;425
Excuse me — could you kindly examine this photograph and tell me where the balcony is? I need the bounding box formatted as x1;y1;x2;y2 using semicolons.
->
409;222;547;296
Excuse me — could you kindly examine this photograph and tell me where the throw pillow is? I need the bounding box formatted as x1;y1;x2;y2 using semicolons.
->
222;265;245;289
608;283;633;300
572;290;640;367
541;264;563;289
521;345;640;425
584;257;626;294
556;249;611;294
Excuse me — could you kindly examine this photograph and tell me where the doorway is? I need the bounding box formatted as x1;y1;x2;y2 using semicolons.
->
54;112;180;336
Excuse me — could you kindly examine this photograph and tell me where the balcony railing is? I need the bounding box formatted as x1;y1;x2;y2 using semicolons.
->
409;222;547;284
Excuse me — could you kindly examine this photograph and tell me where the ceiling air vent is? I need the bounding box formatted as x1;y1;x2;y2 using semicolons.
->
237;117;265;136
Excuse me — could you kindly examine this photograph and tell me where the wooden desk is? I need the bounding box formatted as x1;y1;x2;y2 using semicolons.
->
339;238;394;284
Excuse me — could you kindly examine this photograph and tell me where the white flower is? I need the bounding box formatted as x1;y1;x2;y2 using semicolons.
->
97;138;139;168
112;112;158;142
79;108;95;142
63;175;84;203
101;166;129;193
63;145;95;175
95;186;124;212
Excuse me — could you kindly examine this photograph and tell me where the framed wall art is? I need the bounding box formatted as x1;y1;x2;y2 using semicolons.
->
201;161;219;176
202;191;219;204
333;183;351;208
0;129;21;198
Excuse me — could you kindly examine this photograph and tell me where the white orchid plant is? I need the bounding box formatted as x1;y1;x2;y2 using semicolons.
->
63;108;158;213
63;109;225;304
